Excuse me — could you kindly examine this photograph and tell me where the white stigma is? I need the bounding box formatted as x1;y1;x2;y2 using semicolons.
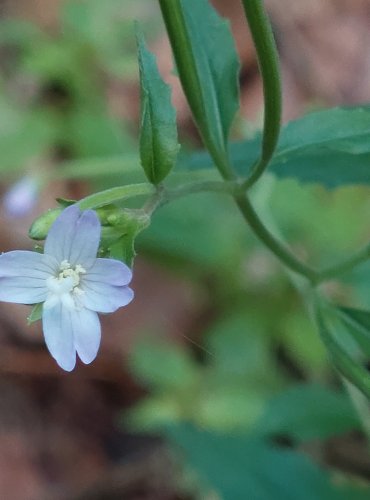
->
44;260;86;310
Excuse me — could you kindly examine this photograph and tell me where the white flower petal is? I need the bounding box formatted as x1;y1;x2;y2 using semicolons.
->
44;205;81;263
42;303;76;371
44;205;100;267
0;277;48;304
86;258;132;286
81;281;134;313
72;308;101;365
0;250;58;278
69;209;101;268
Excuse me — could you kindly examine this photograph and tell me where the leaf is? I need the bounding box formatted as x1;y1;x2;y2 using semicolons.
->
337;306;370;358
0;106;56;174
159;0;239;169
129;338;198;391
27;303;43;324
315;302;370;399
138;193;248;271
180;106;370;188
165;424;369;500
254;383;360;442
136;26;179;184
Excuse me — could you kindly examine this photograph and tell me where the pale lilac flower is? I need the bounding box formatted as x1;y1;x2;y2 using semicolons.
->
3;175;41;217
0;205;134;371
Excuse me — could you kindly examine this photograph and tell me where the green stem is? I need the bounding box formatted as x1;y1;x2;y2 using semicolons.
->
235;194;318;282
241;0;282;188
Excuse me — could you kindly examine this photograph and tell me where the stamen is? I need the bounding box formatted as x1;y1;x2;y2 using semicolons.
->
45;261;86;310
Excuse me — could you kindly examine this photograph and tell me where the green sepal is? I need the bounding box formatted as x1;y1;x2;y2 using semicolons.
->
136;25;179;184
107;208;150;267
27;302;43;325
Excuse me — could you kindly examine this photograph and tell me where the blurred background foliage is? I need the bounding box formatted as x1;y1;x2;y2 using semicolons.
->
0;0;370;499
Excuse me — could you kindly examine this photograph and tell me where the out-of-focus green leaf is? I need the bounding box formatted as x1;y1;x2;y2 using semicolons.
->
280;310;328;376
64;109;131;159
136;26;179;184
180;106;370;188
159;0;239;173
205;311;281;386
129;338;199;391
254;384;360;442
139;193;248;272
0;104;56;173
196;387;266;431
166;424;369;500
315;302;370;399
337;306;370;358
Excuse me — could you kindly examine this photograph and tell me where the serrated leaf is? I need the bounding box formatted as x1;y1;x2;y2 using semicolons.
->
136;26;179;184
180;106;370;188
159;0;239;167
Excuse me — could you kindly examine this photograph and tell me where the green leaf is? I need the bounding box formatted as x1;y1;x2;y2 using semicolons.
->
0;106;56;174
136;26;179;184
129;338;198;392
27;303;43;325
254;384;360;442
180;106;370;188
166;424;369;500
159;0;239;176
139;193;248;271
315;302;370;399
337;306;370;358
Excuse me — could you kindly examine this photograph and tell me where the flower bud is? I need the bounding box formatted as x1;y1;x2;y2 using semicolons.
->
28;208;62;240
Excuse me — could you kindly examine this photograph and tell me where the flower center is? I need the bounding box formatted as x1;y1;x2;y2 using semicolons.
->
44;260;86;310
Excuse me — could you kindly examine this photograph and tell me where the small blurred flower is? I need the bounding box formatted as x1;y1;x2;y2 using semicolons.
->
3;175;41;217
0;205;134;371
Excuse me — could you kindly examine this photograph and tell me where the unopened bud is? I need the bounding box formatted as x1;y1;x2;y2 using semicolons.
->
28;208;62;240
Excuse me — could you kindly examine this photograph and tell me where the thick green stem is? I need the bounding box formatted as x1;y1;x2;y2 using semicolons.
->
235;194;318;282
241;0;282;188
